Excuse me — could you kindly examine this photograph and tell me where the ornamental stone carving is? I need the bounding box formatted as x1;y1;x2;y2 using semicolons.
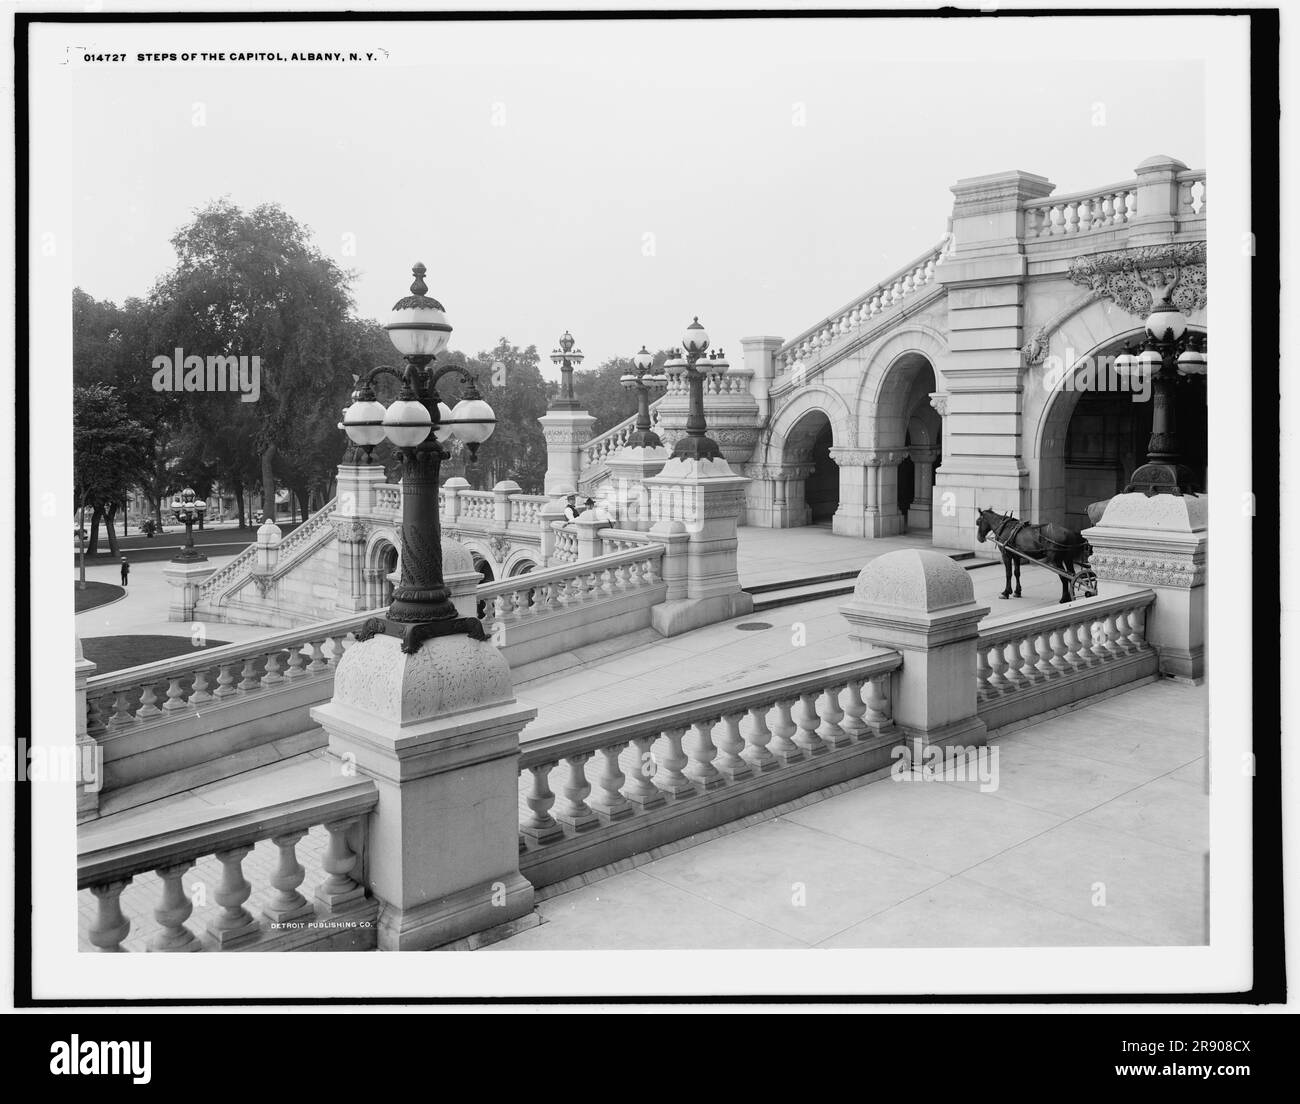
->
1067;242;1207;320
1087;551;1206;589
928;392;949;417
332;519;371;544
489;535;511;560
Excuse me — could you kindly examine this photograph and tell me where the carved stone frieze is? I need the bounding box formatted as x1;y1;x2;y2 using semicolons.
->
1088;550;1206;589
1067;242;1207;320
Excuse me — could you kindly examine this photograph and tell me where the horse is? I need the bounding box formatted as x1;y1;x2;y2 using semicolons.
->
975;507;1092;604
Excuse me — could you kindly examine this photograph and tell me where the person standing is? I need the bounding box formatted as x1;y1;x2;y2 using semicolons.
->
120;556;130;588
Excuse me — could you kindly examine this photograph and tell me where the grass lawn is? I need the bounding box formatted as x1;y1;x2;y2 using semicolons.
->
81;634;233;676
74;581;125;613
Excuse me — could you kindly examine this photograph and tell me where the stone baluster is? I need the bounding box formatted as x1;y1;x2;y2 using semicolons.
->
685;718;724;791
553;753;599;831
817;685;851;749
986;643;1010;694
742;704;778;771
237;657;261;692
162;677;188;713
327;634;349;665
284;646;308;679
149;862;201;952
263;650;285;685
207;845;260;946
520;763;565;843
768;698;802;764
137;682;162;719
1111;609;1135;654
1063;202;1078;234
1077;197;1093;231
793;692;827;757
1034;632;1057;679
307;640;328;673
1124;192;1137;221
976;649;993;701
1100;612;1125;659
839;679;870;737
653;726;696;799
86;695;108;737
622;735;667;810
263;830;316;926
213;663;239;698
713;712;752;781
1059;624;1085;673
589;744;633;821
1100;194;1114;226
1126;604;1147;649
315;818;366;913
88;879;132;951
1017;636;1044;685
863;675;890;728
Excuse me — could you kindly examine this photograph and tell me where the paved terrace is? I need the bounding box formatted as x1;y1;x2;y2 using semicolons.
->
79;525;1204;953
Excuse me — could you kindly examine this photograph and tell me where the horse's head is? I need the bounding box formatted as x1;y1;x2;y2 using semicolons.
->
975;507;992;543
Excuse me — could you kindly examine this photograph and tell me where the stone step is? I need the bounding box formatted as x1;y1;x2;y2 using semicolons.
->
745;554;996;612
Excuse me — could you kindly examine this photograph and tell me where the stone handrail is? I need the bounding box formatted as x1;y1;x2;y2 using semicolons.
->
197;496;339;603
599;528;653;555
775;236;953;374
84;611;370;735
975;590;1158;728
517;651;904;887
1022;178;1138;239
373;484;401;518
79;780;378;952
583;399;665;467
480;544;663;622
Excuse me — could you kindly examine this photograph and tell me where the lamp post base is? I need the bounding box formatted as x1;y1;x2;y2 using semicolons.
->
671;434;723;462
1123;462;1202;497
356;614;487;655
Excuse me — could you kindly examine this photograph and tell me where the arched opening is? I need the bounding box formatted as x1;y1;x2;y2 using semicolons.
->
508;559;537;578
1037;333;1207;530
471;553;495;584
380;544;398;605
862;352;940;536
781;409;837;527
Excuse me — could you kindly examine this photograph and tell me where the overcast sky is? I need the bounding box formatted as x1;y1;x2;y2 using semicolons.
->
53;16;1208;380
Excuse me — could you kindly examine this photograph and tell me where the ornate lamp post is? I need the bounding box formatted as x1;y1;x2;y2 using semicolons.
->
169;487;208;563
548;330;585;410
620;345;668;447
341;262;497;652
1116;303;1207;497
663;316;726;461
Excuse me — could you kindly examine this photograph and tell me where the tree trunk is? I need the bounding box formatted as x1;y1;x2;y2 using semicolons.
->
105;503;121;557
261;444;278;521
152;494;163;531
234;481;246;529
88;506;103;555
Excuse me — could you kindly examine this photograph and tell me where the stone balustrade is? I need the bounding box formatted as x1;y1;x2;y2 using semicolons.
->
1177;169;1207;217
79;780;378;952
517;651;903;888
373;484;401;519
481;544;664;623
583;402;665;467
550;521;578;564
509;495;548;528
1022;180;1138;239
775;237;953;376
975;590;1158;731
456;491;495;522
85;614;362;739
197;496;339;606
599;527;653;555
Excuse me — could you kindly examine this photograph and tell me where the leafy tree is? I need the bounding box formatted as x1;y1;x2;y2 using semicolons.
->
571;349;672;436
149;199;358;520
74;384;149;555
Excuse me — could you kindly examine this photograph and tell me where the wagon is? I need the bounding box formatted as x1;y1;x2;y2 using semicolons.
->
988;535;1099;601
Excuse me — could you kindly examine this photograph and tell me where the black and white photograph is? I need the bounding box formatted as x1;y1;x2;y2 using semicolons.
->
9;1;1287;1033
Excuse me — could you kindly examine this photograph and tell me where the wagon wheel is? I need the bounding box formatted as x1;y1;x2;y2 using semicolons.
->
1071;568;1099;600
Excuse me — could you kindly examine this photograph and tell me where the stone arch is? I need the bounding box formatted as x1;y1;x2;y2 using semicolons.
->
1026;307;1207;528
761;384;854;465
851;320;950;434
362;527;400;607
504;551;538;577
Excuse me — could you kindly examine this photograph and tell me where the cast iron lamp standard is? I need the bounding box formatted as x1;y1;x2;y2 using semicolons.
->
1114;303;1208;497
664;316;726;461
620;345;668;447
341;262;497;653
169;487;208;563
548;330;585;411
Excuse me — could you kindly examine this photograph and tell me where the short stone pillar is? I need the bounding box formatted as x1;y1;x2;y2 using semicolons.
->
492;480;522;526
649;519;690;601
75;637;99;823
311;633;537;951
164;559;216;622
254;519;282;574
739;335;785;423
538;409;597;497
440;476;470;525
1083;492;1207;680
335;460;388;520
538;498;567;566
439;536;481;619
607;448;669;531
645;456;754;636
840;549;990;748
573;511;608;560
